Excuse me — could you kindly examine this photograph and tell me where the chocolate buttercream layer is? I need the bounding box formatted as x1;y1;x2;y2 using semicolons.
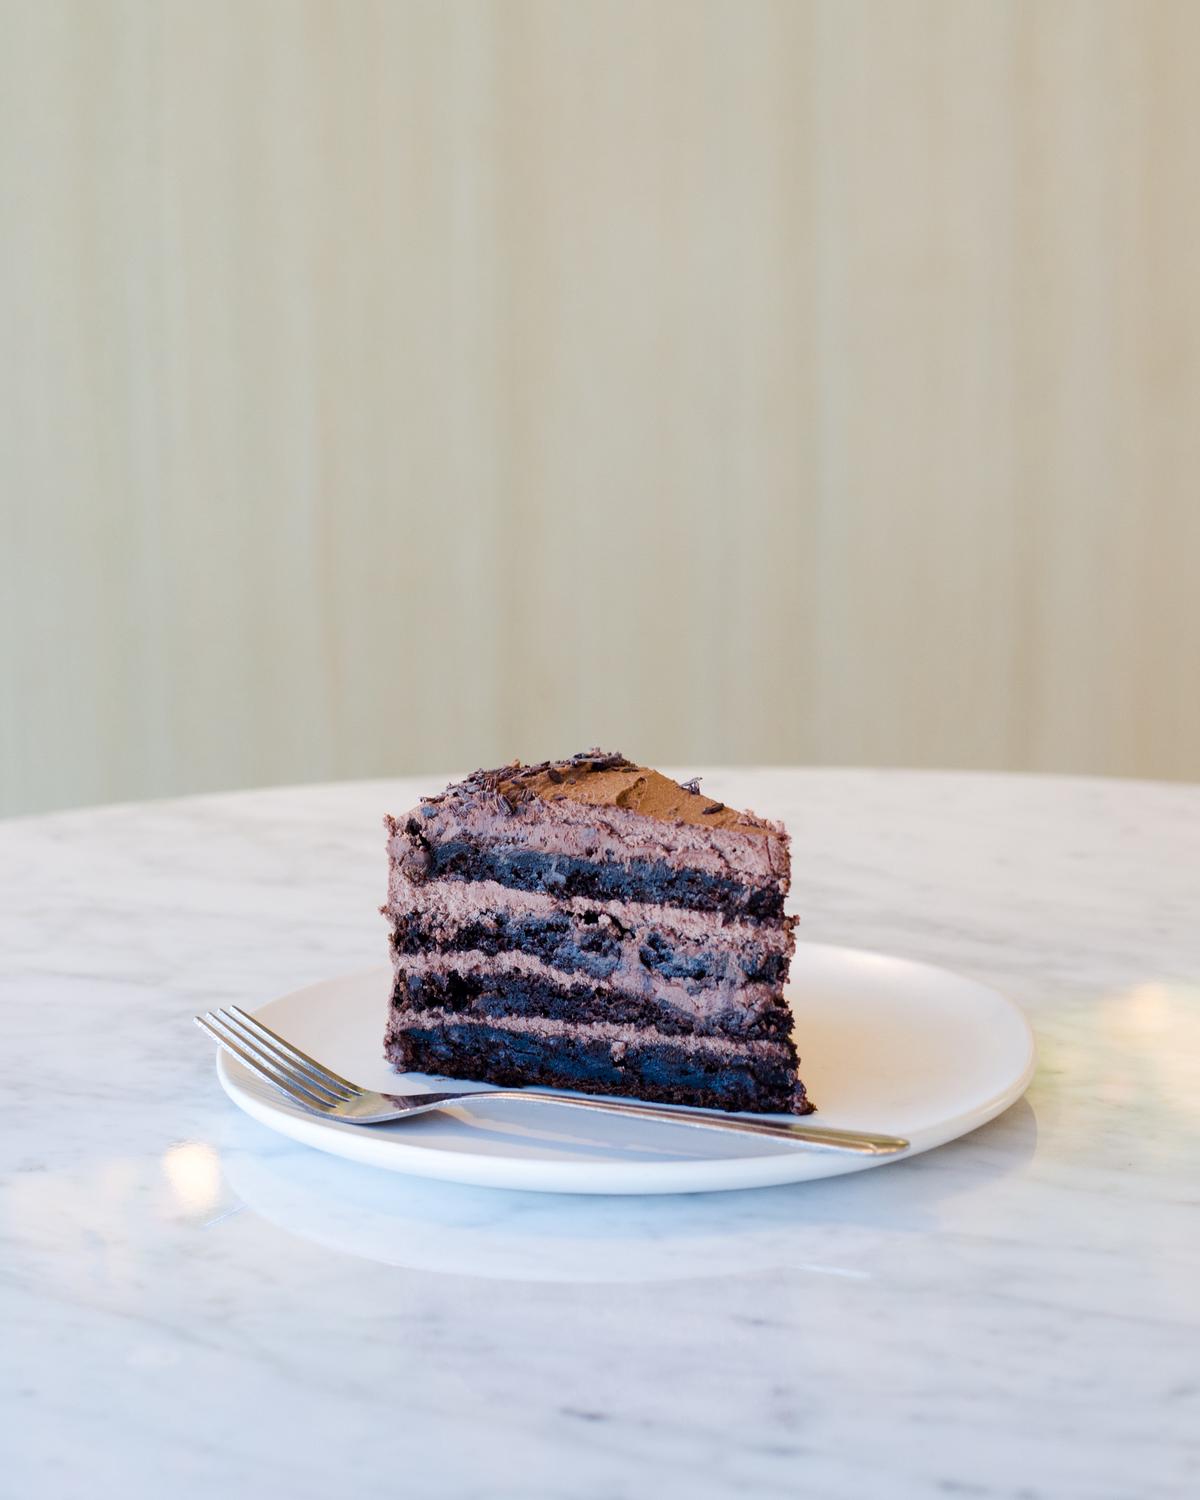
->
385;875;795;955
387;752;791;896
390;915;789;994
384;1012;811;1115
390;835;784;920
385;879;796;1012
390;956;795;1040
434;749;777;835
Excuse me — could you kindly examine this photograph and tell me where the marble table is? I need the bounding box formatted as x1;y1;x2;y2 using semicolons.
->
2;769;1198;1499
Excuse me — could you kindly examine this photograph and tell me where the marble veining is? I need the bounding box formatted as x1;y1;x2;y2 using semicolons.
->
1;769;1198;1499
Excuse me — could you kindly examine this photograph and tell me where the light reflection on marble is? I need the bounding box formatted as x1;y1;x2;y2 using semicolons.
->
2;769;1199;1499
214;1102;1040;1283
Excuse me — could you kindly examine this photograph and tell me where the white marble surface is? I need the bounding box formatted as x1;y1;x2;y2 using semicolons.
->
2;769;1198;1499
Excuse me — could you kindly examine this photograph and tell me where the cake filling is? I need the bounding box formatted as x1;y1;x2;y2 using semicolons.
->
410;840;785;920
389;960;795;1039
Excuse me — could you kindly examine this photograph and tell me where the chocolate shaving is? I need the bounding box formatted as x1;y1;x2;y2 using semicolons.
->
571;748;632;772
568;747;630;771
702;802;725;815
546;766;565;783
680;777;702;795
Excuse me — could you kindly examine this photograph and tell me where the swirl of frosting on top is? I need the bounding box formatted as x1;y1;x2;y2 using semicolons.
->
436;749;776;837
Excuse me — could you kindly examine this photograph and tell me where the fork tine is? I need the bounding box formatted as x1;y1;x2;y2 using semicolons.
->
217;1008;354;1101
227;1004;359;1095
195;1014;334;1111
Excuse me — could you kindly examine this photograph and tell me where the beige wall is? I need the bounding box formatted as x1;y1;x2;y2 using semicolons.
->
2;0;1199;817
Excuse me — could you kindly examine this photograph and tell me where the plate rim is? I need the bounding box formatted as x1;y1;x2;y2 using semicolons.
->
215;942;1037;1195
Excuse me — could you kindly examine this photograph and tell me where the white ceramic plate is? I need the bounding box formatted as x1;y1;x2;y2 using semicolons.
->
216;943;1035;1195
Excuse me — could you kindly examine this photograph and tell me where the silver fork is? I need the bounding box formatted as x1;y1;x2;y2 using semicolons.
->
195;1006;910;1156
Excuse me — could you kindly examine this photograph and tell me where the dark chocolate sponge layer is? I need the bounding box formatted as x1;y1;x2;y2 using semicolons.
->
392;909;622;981
390;910;790;988
385;1021;811;1115
391;967;796;1041
417;839;785;921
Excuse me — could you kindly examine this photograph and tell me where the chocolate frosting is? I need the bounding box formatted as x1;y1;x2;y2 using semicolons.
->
432;749;775;838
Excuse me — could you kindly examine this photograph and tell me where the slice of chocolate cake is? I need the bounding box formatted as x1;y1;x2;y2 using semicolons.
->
382;750;811;1114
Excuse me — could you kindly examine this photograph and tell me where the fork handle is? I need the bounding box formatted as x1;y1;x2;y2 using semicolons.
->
459;1090;909;1156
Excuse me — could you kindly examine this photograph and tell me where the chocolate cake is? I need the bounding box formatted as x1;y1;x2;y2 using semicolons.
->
382;750;811;1114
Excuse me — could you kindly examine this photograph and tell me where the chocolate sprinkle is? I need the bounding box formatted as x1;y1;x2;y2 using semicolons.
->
567;747;632;773
702;802;725;815
547;766;565;784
